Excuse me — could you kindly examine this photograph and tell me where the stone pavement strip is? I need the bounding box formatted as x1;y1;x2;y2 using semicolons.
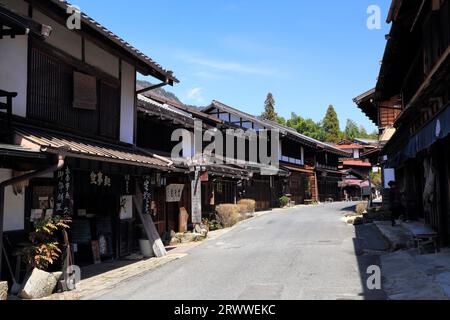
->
373;221;414;251
381;249;450;300
39;254;186;300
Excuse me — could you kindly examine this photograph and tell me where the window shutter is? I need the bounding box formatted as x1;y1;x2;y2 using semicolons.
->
73;71;97;110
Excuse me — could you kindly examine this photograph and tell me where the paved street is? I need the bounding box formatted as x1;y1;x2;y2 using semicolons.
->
92;202;387;300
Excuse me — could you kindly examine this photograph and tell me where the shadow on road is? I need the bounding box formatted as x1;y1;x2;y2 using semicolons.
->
340;203;358;212
352;223;388;300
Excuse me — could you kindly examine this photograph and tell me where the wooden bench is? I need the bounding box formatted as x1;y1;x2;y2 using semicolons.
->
304;199;313;205
410;226;439;255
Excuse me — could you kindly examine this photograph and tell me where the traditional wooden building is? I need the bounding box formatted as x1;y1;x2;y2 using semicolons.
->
202;101;350;206
1;0;179;281
138;92;251;220
357;0;450;245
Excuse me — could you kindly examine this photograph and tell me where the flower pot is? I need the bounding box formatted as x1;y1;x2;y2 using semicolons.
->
139;239;154;258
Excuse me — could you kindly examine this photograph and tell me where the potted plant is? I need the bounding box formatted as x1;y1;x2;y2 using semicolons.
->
22;215;72;271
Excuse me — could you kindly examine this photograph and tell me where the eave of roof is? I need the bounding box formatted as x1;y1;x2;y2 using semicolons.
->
387;0;404;23
353;88;376;105
14;126;180;171
137;94;194;125
45;0;178;83
335;144;365;150
0;143;48;159
144;93;221;125
0;3;49;38
353;88;377;125
342;160;372;168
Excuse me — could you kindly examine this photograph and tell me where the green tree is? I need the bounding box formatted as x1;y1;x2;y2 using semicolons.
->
261;92;277;121
286;113;326;141
322;105;341;143
277;116;286;126
344;119;359;140
359;125;368;138
368;130;379;140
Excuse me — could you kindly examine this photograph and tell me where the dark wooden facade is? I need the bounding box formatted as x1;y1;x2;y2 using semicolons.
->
360;0;450;245
1;0;179;282
28;41;121;141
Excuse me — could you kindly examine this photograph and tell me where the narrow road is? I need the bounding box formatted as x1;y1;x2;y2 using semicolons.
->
93;202;387;300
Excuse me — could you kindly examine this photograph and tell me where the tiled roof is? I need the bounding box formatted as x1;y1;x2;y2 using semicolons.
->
342;160;372;168
335;144;365;150
137;94;194;120
15;126;177;170
0;143;48;158
205;100;351;157
49;0;178;83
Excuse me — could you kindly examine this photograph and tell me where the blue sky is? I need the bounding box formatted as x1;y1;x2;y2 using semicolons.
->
73;0;391;132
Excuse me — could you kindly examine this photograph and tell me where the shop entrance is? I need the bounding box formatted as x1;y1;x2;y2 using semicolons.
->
72;192;119;266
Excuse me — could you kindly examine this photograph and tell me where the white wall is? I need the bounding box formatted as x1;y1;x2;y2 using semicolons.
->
120;61;135;144
0;35;28;117
33;10;83;60
0;169;25;232
85;40;120;78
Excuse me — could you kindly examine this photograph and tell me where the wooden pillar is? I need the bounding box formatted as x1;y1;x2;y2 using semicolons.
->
132;182;166;257
0;186;5;279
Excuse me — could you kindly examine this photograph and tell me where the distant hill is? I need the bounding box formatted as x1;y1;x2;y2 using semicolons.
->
136;80;203;110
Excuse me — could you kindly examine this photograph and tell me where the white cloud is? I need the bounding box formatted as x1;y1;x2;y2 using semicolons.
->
186;87;205;103
178;53;276;77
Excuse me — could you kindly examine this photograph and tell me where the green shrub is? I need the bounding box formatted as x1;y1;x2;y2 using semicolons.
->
237;199;256;213
216;204;240;228
279;196;290;208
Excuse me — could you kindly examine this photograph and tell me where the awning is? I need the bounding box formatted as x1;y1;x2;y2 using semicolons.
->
195;164;251;180
281;164;314;174
14;126;180;171
387;104;450;167
316;167;345;175
342;179;370;188
0;143;47;159
342;160;372;168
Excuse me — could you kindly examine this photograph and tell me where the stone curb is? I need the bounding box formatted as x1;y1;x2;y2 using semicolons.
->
372;221;412;252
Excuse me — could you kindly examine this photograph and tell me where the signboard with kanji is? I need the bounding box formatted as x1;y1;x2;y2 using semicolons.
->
166;184;184;202
55;166;73;216
191;171;202;224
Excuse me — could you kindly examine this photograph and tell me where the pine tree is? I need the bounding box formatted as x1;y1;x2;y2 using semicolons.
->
261;92;277;121
322;105;341;143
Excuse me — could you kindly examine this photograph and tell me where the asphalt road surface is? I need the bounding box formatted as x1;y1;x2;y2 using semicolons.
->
93;202;387;300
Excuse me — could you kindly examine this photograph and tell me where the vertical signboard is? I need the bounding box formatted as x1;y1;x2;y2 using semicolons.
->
191;170;202;224
55;166;73;216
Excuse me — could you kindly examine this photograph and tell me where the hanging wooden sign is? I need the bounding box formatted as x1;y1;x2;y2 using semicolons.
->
91;240;101;264
166;184;184;202
142;176;153;216
55;166;73;216
191;171;202;224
